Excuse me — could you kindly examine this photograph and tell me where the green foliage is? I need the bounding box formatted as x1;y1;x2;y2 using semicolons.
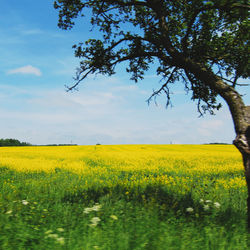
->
0;138;31;147
54;0;249;114
0;165;248;249
0;145;249;248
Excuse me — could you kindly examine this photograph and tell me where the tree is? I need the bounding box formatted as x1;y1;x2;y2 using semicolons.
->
54;0;250;224
0;138;31;146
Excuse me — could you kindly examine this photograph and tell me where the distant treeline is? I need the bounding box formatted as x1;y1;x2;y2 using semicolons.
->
0;138;32;147
204;143;230;145
0;139;79;147
42;144;77;146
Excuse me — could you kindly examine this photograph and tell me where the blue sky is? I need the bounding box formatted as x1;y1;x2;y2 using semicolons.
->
0;0;249;145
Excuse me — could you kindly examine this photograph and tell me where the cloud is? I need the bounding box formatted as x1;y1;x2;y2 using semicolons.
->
7;65;42;76
20;29;43;35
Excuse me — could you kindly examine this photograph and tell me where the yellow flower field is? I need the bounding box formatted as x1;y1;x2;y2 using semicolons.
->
0;144;248;249
0;144;245;192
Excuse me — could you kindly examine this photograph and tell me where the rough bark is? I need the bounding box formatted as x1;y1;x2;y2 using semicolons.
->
234;106;250;228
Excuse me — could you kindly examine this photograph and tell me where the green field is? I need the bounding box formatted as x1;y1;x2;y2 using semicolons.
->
0;145;249;249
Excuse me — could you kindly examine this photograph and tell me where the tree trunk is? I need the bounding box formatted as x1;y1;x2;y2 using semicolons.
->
244;153;250;228
234;106;250;228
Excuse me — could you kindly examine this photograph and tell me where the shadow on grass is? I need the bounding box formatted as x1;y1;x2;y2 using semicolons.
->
61;183;247;229
62;183;193;208
0;166;246;230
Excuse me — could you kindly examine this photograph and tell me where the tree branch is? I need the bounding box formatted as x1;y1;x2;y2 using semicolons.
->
105;0;149;8
181;10;200;54
110;50;173;67
66;68;94;91
182;57;247;134
147;66;178;106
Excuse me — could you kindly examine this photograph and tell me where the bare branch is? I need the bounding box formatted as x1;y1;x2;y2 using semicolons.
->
236;83;250;87
107;38;130;51
215;75;249;88
147;67;178;106
232;74;239;88
66;68;94;92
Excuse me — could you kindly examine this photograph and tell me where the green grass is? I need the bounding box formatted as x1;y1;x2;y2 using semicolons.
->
0;167;249;250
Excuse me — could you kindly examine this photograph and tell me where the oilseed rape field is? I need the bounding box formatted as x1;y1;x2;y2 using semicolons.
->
0;144;249;249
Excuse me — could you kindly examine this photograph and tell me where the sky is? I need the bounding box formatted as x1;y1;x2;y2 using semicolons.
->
0;0;249;145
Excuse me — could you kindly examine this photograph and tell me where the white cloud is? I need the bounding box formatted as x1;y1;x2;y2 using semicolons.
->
21;29;43;35
7;65;42;76
112;85;138;92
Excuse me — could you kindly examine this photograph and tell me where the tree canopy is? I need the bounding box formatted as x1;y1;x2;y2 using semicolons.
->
54;0;249;115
